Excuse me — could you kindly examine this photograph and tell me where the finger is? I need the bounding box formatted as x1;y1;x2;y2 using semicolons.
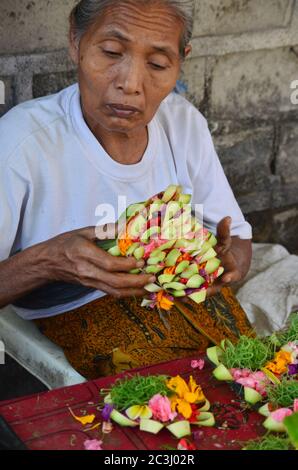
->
81;240;144;272
95;223;118;240
77;224;118;241
75;257;154;289
96;270;156;290
221;269;242;284
87;281;147;299
219;255;242;284
207;268;241;297
76;226;98;241
111;287;148;299
216;217;232;253
98;250;146;273
207;279;225;297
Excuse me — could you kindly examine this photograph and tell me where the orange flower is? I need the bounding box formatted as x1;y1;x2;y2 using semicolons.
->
164;266;176;275
156;291;174;311
177;253;192;263
265;350;292;375
198;262;207;270
118;232;134;256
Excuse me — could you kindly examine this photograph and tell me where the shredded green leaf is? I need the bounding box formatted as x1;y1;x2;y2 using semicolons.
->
276;313;298;345
110;374;171;410
243;435;293;451
221;336;275;371
266;378;298;408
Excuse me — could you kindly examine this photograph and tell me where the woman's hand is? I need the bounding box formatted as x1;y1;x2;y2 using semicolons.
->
45;224;155;298
207;217;252;297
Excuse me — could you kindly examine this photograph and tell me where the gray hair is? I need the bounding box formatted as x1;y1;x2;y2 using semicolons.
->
70;0;194;57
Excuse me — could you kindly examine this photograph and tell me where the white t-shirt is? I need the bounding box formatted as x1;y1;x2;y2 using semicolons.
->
0;84;252;320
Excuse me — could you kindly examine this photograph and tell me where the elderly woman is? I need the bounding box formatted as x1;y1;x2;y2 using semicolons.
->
0;0;253;379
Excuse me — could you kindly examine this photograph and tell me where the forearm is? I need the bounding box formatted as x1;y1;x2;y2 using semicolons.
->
0;242;51;309
230;237;252;281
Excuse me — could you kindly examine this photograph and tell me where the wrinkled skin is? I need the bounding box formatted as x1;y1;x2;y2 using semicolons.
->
69;0;185;164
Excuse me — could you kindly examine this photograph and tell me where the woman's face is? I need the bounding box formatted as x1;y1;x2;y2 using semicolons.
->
70;1;184;135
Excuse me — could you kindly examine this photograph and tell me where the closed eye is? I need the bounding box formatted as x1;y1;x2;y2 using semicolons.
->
149;63;167;70
103;50;122;57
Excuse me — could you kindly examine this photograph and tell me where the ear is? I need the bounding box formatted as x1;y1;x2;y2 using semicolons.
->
184;44;192;58
69;28;80;65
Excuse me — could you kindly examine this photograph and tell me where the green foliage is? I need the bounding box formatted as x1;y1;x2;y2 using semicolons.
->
266;378;298;408
276;313;298;345
243;435;293;451
110;374;171;410
221;336;275;371
284;412;298;450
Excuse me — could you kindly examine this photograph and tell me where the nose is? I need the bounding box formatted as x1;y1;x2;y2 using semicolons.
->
115;58;143;95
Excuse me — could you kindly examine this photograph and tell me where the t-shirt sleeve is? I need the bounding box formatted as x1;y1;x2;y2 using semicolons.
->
0;161;28;261
189;114;252;239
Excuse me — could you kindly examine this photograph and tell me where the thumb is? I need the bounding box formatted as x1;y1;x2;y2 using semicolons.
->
216;217;232;243
78;224;117;241
95;223;118;240
77;226;98;241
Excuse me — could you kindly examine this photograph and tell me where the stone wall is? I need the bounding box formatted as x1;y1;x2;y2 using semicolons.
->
1;0;298;252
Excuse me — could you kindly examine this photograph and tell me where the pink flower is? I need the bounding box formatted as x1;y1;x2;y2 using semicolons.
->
84;439;103;451
191;359;205;370
148;394;177;422
143;239;169;258
143;240;158;258
237;377;257;389
241;368;252;377
184;232;195;240
251;371;266;381
270;408;293;423
232;369;269;396
255;382;267;396
231;368;251;380
231;368;244;380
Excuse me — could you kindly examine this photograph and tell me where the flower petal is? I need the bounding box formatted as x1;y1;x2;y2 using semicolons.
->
270;408;293;423
139;406;153;419
84;439;103;451
126;405;142;420
177;400;193;419
69;408;96;426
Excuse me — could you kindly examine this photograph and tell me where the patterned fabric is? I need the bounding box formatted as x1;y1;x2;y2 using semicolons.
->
35;287;255;380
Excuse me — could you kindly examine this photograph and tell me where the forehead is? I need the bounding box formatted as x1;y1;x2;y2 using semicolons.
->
85;1;183;50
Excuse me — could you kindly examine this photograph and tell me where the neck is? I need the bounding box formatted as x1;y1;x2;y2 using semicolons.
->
83;110;149;165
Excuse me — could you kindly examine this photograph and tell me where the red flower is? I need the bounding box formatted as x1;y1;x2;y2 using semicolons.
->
177;438;197;451
188;404;201;423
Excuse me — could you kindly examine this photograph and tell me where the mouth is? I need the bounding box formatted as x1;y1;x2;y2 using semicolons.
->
107;103;141;118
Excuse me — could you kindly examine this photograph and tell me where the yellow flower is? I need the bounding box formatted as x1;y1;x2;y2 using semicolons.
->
125;405;152;420
265;350;292;375
166;375;206;419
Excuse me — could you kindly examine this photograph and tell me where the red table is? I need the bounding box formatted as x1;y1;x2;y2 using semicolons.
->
0;356;265;450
